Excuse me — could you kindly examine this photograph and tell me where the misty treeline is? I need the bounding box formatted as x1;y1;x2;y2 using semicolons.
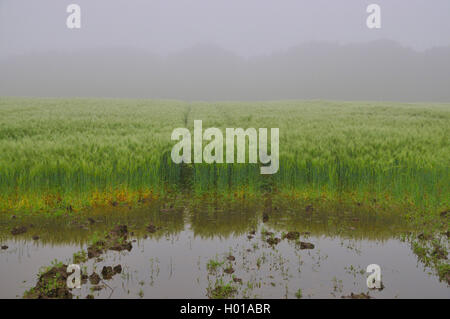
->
1;39;449;102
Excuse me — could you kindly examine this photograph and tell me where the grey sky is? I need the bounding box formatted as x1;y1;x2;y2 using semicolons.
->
1;0;450;58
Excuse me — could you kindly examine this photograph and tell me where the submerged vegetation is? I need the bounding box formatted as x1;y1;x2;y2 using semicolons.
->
0;97;448;218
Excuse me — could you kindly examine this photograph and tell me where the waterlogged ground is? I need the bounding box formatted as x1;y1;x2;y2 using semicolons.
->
0;201;448;299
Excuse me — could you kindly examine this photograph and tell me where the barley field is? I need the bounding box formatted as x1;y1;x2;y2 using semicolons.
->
0;97;448;214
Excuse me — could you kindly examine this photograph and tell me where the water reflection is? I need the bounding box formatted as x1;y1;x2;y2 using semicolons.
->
0;200;448;298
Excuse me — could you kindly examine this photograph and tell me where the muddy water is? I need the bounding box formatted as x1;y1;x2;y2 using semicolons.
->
0;203;448;299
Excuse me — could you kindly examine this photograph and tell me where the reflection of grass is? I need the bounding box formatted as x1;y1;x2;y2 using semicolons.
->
0;201;185;244
409;231;449;284
0;195;424;245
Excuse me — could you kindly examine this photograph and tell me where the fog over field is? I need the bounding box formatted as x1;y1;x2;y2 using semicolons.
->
1;0;449;101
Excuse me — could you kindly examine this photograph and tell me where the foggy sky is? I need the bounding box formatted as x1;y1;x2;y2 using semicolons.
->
1;1;450;102
1;0;450;58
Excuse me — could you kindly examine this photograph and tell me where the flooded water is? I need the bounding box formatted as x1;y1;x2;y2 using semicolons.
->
0;201;448;299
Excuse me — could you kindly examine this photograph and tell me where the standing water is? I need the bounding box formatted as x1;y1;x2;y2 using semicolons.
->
0;201;448;299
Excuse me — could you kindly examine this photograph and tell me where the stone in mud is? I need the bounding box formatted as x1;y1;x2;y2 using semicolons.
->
88;247;102;259
299;241;315;249
224;267;235;274
266;237;281;246
262;213;269;223
11;226;27;235
89;272;101;285
233;277;243;284
101;266;114;280
283;231;300;240
32;235;39;240
440;210;449;218
87;241;105;259
147;223;157;233
87;218;96;225
81;273;88;285
24;264;72;299
249;230;256;235
113;265;122;274
247;235;254;240
226;255;236;261
342;292;372;299
1;245;8;250
305;204;313;213
86;294;94;299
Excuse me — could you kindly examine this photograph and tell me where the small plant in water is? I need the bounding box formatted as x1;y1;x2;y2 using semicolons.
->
207;258;224;273
207;279;237;299
72;250;87;264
